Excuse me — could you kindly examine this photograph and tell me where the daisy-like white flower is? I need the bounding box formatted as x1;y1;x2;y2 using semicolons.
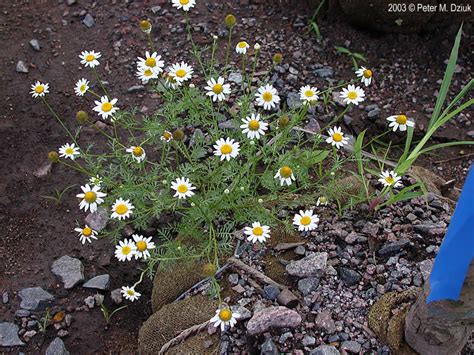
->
326;126;349;149
89;175;103;187
386;114;415;132
132;234;156;260
164;72;181;89
111;198;134;220
74;78;89;96
355;66;373;87
137;51;164;74
213;138;240;161
274;166;295;186
115;239;136;262
210;307;240;331
160;130;173;142
339;84;365;105
30;81;49;98
59;143;80;160
240;113;268;140
235;41;249;54
79;50;101;68
299;85;320;104
171;177;196;199
171;0;196;11
74;225;98;244
255;84;280;111
121;286;141;301
93;95;119;120
136;66;158;83
243;222;271;243
205;77;231;102
378;170;403;188
293;210;320;232
316;196;328;206
126;146;146;163
76;184;107;213
169;62;194;83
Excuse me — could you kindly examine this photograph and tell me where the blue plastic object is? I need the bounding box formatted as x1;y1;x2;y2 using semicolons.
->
427;164;474;303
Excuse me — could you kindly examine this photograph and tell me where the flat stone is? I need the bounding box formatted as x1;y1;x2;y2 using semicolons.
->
231;305;252;321
263;285;280;300
16;60;28;73
228;72;242;84
51;255;84;289
82;13;95;27
414;223;445;237
84;295;95;308
378;238;410;257
276;288;299;308
15;309;31;317
367;108;380;118
286;92;302;110
314;67;334;78
341;340;362;353
286;252;328;278
127;85;145;93
83;274;110;290
302;334;316;346
261;337;278;354
339;268;361;287
18;287;54;311
246;306;302;335
218;119;237;130
84;207;108;231
46;337;69;355
304;118;321;134
298;277;320;296
0;322;25;347
315;310;336;334
29;39;40;51
309;345;340;355
361;222;379;236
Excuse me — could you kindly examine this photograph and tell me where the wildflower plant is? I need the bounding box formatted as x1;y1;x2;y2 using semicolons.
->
33;4;472;330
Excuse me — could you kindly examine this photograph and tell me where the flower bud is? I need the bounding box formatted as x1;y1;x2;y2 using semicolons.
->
139;20;152;34
172;128;185;141
48;151;59;163
76;110;90;124
254;43;261;51
202;263;217;277
272;53;283;64
278;115;290;128
224;189;230;194
225;14;236;28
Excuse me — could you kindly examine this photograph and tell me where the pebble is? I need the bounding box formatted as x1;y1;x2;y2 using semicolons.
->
339;268;361;287
84;208;108;231
111;289;123;305
261;337;278;354
341;340;362;353
15;309;31;317
277;288;299;308
286;92;303;110
82;13;95;27
315;310;336;334
302;334;316;346
231;305;252;320
84;296;95;308
228;72;242;84
367;108;380;118
83;274;110;290
309;345;340;355
16;61;29;73
2;291;8;304
29;39;40;51
127;85;145;93
314;67;334;78
23;330;37;340
295;245;306;255
0;322;25;347
18;287;54;310
51;255;85;289
378;238;410;256
228;273;239;285
286;252;328;278
46;337;70;355
246;306;302;335
66;0;76;5
297;277;320;296
263;285;280;300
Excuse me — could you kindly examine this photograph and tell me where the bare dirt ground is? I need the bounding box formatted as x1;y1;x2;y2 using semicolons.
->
0;0;472;353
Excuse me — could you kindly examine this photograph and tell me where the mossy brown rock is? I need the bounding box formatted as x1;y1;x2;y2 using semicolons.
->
138;295;218;354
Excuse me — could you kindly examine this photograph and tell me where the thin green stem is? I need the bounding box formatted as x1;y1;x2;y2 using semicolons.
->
92;67;110;99
42;98;77;145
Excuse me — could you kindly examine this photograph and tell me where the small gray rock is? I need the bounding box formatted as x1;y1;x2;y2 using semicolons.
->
286;92;302;110
0;322;25;347
261;337;278;354
302;334;316;347
367;108;380;118
263;285;280;300
315;310;336;334
294;245;306;255
378;238;410;257
151;5;161;14
231;305;252;320
16;60;28;73
304;118;321;134
15;309;31;317
246;306;302;335
332;91;345;106
418;259;434;282
84;296;95;308
314;67;334;78
309;345;340;355
228;72;242;84
298;277;320;296
127;85;145;93
286;252;328;278
2;291;8;304
84;208;108;232
341;340;362;353
110;289;123;305
51;255;84;289
46;337;70;355
228;273;239;285
218;119;237;130
18;287;54;310
82;14;95;28
83;274;110;290
29;39;40;51
339;268;361;287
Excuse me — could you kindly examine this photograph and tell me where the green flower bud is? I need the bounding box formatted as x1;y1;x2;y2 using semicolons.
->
273;53;283;64
76;110;90;124
225;14;236;28
48;151;59;163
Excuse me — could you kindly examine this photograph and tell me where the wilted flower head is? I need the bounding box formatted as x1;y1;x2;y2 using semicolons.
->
173;129;185;141
48;151;59;163
139;19;152;34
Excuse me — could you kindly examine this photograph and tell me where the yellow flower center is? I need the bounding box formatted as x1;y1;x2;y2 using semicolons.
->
139;20;151;31
177;184;188;193
127;289;135;296
238;42;247;48
144;69;153;77
84;191;97;203
122;246;131;255
363;69;372;78
180;0;189;4
35;85;44;94
133;146;144;157
65;147;74;155
102;102;113;112
396;115;407;124
300;216;311;226
385;176;395;185
262;92;273;102
80;84;86;92
82;227;92;237
332;132;343;142
253;226;264;236
163;131;172;140
280;166;293;178
219;309;232;322
116;204;128;215
220;144;232;155
86;54;94;62
212;83;223;94
167;74;177;83
305;90;314;98
347;91;358;100
248;120;260;131
319;196;327;204
175;69;186;78
136;240;147;252
145;57;156;67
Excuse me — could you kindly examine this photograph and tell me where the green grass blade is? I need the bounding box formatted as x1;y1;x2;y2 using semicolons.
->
439;79;473;120
398;126;414;165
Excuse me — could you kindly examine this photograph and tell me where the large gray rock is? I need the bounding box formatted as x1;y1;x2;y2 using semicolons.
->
18;287;54;310
51;255;84;289
246;306;301;335
46;337;69;355
83;274;110;290
0;322;25;347
309;345;340;355
286;252;328;278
